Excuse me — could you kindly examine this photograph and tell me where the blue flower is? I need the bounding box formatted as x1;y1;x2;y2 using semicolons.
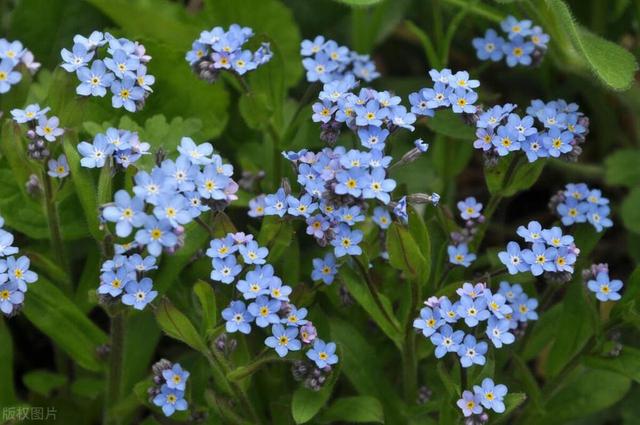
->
362;168;396;204
0;61;22;94
287;194;317;217
516;221;543;243
553;247;577;273
265;324;301;357
473;378;508;413
311;101;336;123
334;168;364;197
522;135;548;162
77;137;114;168
264;188;288;217
521;243;557;276
10;104;49;123
111;78;144;112
448;244;476;268
211;256;242;284
457;390;483;417
122;278;157;310
248;195;266;218
152;385;188;417
306;215;330;239
162;364;190;391
197;165;229;200
485;291;512;319
135;64;155;91
268;279;292;302
457;197;483;220
507;113;537;141
103;190;147;237
389;105;416;130
429;68;453;84
437;298;460;323
238;240;268;265
222;300;253;334
457;334;487;368
498;281;523;304
300;36;326;56
206;235;238;259
153;194;191;228
588;271;623;302
408;90;435;117
47;155;70;178
587;205;613;232
530;26;550;49
177;137;214;165
449;71;480;91
372;207;392;229
311;254;338;284
0;230;17;257
424;82;453;109
331;224;363;257
486;317;515;348
302;53;337;83
492;125;521;156
76;60;115;97
282;306;308;327
125;254;157;273
543;128;573;157
449;88;478;114
135;217;178;257
237;265;273;299
537;106;567;129
413;307;444;338
414;138;429;153
557;198;589;226
512;294;539;322
248;295;281;328
35;116;64;142
73;31;106;49
306;338;339;368
6;256;37;291
501;16;533;39
503;36;535;67
133;169;171;206
0;282;24;315
60;43;94;72
474;128;494;151
472;28;505;62
104;49;139;79
98;267;131;297
456;282;487;299
430;324;464;358
457;295;490;327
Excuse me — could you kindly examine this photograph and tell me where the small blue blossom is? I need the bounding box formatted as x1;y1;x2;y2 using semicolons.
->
486;317;515;348
222;300;253;334
121;278;157;310
98;268;131;297
448;244;476;268
306;339;339;368
162;364;190;391
211;256;242;284
0;282;23;315
472;28;505;62
430;324;464;358
47;155;70;178
237;266;272;299
372;207;392;229
449;88;477;114
473;378;508;413
413;307;444;338
77;137;114;168
61;43;94;72
11;104;49;123
153;385;187;417
557;198;589;226
135;217;178;257
238;240;268;265
265;324;301;357
588;271;623;302
76;60;115;97
103;190;147;237
521;243;557;276
457;334;488;368
503;36;535;67
6;256;37;291
457;390;483;417
331;224;363;257
248;296;281;328
457;197;483;220
516;221;543;243
457;295;490;327
311;253;338;284
282;306;308;327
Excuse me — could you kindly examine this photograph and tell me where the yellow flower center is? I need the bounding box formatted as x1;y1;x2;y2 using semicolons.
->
150;229;162;240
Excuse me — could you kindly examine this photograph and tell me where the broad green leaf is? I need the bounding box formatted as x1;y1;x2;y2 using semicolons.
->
257;216;294;264
437;362;460;397
194;280;217;332
604;149;640;187
621;187;640;234
612;266;640;325
317;396;384;423
23;370;68;397
0;318;16;405
386;222;427;281
584;346;640;384
485;156;545;197
22;278;108;371
546;282;596;377
426;110;474;140
522;303;562;361
71;377;104;400
155;298;208;353
534;367;631;424
122;312;161;390
545;0;638;90
203;0;303;88
571;222;604;258
238;92;273;130
493;393;527;424
339;265;403;348
291;348;342;424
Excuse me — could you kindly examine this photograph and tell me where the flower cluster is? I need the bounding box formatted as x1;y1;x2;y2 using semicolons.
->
0;38;40;93
583;263;624;302
11;104;65;160
457;378;509;419
550;183;612;232
499;221;579;281
61;31;154;112
447;197;482;268
0;216;38;317
301;36;379;84
97;138;237;310
474;99;589;163
311;77;417;144
472;15;549;67
408;69;479;117
77;127;150;169
213;233;339;370
186;24;272;82
414;281;538;368
149;360;189;417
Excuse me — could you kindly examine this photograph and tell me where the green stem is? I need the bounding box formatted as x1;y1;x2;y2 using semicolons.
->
104;311;125;425
42;170;71;292
354;256;401;333
402;278;421;403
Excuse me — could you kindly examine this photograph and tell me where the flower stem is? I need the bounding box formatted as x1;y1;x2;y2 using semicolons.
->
402;277;421;403
42;170;71;293
104;310;125;425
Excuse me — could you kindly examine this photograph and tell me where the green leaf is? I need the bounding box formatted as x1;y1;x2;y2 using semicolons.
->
545;0;638;90
122;312;161;391
71;377;104;400
23;370;68;397
0;318;16;405
155;298;208;353
536;367;631;424
203;0;303;87
612;266;640;325
339;265;403;347
238;92;273;130
335;0;383;5
425;110;474;140
621;187;640;234
194;280;217;332
605;149;640;187
386;222;428;281
317;396;384;423
522;304;562;361
22;278;108;371
485;156;545;197
437;362;460;397
584;346;640;384
257;216;294;264
492;393;527;424
546;282;597;377
291;348;342;424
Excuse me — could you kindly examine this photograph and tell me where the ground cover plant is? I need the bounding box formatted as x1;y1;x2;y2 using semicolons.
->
0;0;639;424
